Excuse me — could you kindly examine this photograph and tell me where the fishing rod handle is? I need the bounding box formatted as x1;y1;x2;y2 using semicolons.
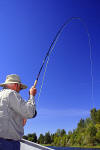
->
33;80;38;88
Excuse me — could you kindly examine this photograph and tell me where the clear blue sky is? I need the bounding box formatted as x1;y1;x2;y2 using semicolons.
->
0;0;100;137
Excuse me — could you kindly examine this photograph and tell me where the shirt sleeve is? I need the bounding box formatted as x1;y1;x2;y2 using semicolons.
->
8;91;36;119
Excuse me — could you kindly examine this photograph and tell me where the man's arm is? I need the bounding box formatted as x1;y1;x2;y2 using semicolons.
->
8;87;37;119
22;110;37;126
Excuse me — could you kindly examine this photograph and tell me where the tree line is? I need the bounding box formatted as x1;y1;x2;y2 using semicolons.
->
23;108;100;147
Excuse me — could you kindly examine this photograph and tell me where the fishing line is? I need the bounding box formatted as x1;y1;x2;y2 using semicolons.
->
34;17;94;108
37;30;61;104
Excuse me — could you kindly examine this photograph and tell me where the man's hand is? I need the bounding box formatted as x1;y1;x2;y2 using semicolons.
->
29;87;37;96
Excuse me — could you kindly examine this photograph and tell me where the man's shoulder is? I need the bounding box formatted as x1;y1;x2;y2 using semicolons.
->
0;89;22;100
0;89;16;96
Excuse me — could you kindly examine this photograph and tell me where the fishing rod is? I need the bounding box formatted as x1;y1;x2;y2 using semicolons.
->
33;17;94;107
33;17;78;87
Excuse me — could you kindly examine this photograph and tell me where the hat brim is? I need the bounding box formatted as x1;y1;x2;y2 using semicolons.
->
0;82;27;90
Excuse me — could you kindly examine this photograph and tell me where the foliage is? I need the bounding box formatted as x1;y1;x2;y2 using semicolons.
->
38;134;44;144
23;133;37;143
44;132;52;144
23;108;100;147
91;108;97;124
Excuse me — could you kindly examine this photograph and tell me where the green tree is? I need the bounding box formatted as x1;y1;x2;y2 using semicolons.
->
96;110;100;123
68;131;72;135
60;135;67;147
86;123;97;146
27;133;37;143
56;136;61;147
44;132;51;144
51;133;55;143
53;136;58;146
55;129;61;137
84;118;92;127
78;119;85;129
91;108;97;124
61;129;66;137
23;135;28;140
38;134;44;144
95;123;100;131
87;123;97;137
96;130;100;142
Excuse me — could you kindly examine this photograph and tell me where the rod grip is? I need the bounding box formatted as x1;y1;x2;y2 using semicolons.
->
33;80;38;88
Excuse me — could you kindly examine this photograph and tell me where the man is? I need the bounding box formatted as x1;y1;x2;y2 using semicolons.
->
0;74;37;150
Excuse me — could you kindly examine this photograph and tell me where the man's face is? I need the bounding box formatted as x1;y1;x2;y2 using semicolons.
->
6;83;21;93
15;83;21;93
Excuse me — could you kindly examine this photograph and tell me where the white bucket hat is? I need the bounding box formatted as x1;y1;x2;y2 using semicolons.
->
0;74;27;90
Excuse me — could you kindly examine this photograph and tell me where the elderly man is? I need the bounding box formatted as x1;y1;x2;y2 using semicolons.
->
0;74;37;150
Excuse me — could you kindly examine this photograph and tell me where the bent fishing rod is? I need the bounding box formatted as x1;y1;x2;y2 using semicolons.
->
32;17;93;107
33;17;79;87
